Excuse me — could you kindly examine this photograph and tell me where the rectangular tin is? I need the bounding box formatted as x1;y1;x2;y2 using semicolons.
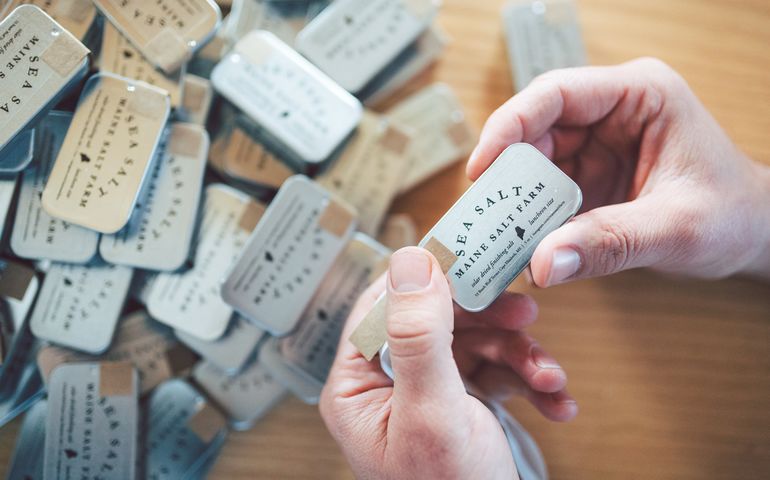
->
1;0;96;41
41;72;171;234
221;175;357;337
211;30;362;165
296;0;439;93
176;314;263;374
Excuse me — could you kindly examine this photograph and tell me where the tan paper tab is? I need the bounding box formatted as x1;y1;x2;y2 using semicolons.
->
0;261;34;301
144;28;190;74
424;236;458;274
349;296;388;361
318;199;355;237
54;0;93;23
99;361;135;397
188;403;226;443
238;200;266;232
380;124;411;156
447;120;473;148
168;124;203;158
41;33;89;77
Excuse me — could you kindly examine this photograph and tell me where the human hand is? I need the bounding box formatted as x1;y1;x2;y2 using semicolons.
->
468;58;770;286
320;247;576;480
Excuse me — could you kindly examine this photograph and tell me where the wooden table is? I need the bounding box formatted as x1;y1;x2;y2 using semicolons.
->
2;1;769;479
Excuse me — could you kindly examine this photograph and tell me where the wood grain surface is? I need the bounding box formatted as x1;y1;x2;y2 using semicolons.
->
1;1;769;479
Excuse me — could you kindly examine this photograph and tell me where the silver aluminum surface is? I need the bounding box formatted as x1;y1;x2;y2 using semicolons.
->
419;143;581;311
222;175;357;337
176;314;264;374
258;337;320;404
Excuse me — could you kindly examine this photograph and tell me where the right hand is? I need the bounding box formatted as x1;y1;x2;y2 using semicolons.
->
468;58;770;286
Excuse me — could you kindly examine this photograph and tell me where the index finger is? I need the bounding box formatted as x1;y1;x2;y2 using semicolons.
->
466;63;631;180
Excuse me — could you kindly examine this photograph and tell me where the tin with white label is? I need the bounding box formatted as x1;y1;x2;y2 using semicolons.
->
176;314;263;374
388;83;476;192
11;111;99;263
93;0;222;74
146;184;259;341
192;358;287;430
0;5;90;161
30;260;133;354
6;398;46;480
317;111;412;236
99;22;185;107
100;123;208;271
44;362;139;480
144;379;228;480
420;143;582;311
222;175;357;337
296;0;439;94
503;0;587;92
1;1;97;41
211;30;363;167
41;72;171;234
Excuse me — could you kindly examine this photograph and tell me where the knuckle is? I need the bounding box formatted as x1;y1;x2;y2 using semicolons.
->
593;220;637;273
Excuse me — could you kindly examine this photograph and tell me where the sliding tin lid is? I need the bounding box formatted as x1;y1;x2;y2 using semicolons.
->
211;30;363;164
0;5;89;154
296;0;439;93
419;143;582;311
1;0;96;41
93;0;222;74
41;72;170;234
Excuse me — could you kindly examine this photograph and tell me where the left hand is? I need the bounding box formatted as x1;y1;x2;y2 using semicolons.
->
320;247;576;480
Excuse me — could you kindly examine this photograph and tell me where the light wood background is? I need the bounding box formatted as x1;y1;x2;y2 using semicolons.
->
2;1;770;479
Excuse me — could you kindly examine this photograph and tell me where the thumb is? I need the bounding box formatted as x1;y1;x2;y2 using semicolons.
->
386;247;466;405
531;196;693;286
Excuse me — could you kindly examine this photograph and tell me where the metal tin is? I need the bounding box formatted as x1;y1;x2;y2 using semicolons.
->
36;310;194;394
296;0;439;93
1;0;97;41
11;111;99;263
176;314;264;374
93;0;222;74
177;73;213;125
6;398;46;480
99;123;208;271
0;317;44;427
258;337;320;404
0;174;18;241
144;379;228;480
41;72;171;234
277;233;390;391
44;362;139;480
0;128;33;172
221;175;357;337
223;0;298;46
377;213;419;250
29;260;133;354
0;258;39;332
192;358;287;430
502;0;587;92
388;83;476;192
360;25;448;107
419;143;582;311
317;111;412;236
211;30;362;166
99;22;185;107
0;5;89;159
146;184;256;341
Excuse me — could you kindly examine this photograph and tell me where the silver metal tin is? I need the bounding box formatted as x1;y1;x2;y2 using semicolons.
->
0;1;97;41
192;358;287;430
0;317;44;427
223;0;298;46
99;123;208;271
388;83;476;192
146;184;255;341
419;143;582;311
44;362;139;480
317;111;412;236
211;30;362;165
0;128;33;172
176;314;264;374
258;337;320;404
0;5;89;160
6;398;46;480
29;260;133;354
41;72;171;234
144;379;228;480
502;0;587;92
296;0;439;93
11;111;99;263
222;175;357;337
93;0;222;74
276;233;390;392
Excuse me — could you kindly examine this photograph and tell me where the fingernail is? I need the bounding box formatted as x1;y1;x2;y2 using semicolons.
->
468;145;479;163
547;248;581;286
390;248;432;293
531;345;561;369
551;390;577;405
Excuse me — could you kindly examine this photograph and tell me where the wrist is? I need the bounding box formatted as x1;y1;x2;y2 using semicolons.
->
740;160;770;280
